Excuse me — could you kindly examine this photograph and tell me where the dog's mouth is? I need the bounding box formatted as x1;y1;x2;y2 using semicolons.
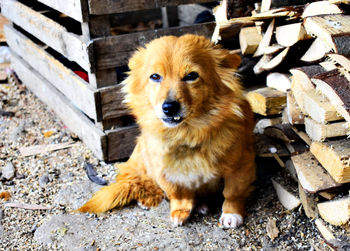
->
161;115;184;127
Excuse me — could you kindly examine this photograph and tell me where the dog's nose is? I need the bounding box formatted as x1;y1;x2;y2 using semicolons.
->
162;101;180;116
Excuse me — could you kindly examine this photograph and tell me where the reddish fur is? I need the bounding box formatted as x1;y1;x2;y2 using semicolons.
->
78;35;255;226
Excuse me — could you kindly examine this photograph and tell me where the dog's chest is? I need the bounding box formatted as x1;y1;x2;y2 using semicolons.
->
162;145;219;189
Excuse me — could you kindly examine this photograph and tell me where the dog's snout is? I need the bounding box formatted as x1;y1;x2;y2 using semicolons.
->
162;101;180;116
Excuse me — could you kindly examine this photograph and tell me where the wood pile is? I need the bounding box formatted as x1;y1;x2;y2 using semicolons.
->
213;0;350;243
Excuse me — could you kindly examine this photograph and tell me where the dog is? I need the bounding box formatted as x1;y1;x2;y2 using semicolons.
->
78;34;256;228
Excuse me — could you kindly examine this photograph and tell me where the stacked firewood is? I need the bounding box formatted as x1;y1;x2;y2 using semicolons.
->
213;0;350;243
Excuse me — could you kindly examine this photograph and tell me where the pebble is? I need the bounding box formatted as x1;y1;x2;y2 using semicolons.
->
2;162;15;180
39;174;50;187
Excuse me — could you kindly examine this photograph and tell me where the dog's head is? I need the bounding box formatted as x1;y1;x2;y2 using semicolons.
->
123;34;242;129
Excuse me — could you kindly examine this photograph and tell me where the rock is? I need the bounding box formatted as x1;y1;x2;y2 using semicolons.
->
2;162;15;180
39;174;50;188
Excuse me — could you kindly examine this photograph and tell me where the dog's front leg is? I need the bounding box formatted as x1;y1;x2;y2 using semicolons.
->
169;192;194;226
220;163;255;228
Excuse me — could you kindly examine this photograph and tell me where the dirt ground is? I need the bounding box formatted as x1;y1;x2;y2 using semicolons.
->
0;74;348;250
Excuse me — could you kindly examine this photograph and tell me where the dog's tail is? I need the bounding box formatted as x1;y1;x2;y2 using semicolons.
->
78;167;164;214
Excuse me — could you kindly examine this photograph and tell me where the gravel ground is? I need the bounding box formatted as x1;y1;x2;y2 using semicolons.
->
0;75;348;250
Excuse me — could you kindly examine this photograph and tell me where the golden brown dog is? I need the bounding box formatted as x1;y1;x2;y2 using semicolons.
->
79;34;255;228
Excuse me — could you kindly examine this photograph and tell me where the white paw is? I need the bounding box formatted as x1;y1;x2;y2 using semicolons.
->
171;216;184;227
137;201;150;210
219;213;243;228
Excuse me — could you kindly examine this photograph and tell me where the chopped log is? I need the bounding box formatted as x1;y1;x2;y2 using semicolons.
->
275;22;311;47
286;91;304;125
260;0;272;13
292;152;341;193
301;1;342;18
312;69;350;123
266;72;291;93
246;87;286;116
291;77;343;123
253;54;273;74
319;60;338;71
261;47;290;72
254;117;282;134
327;54;350;72
239;26;263;55
310;139;350;183
290;65;326;91
264;44;284;55
317;196;350;225
315;219;336;242
300;38;332;63
298;182;319;219
304;15;350;52
253;18;275;57
305;117;348;141
291;126;312;146
272;178;301;211
319;191;337;200
264;124;302;143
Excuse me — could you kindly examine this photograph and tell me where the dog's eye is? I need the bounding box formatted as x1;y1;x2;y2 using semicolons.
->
150;73;162;83
183;72;199;82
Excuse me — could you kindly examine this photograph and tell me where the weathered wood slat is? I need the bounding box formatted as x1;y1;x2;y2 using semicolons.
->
10;52;107;160
93;22;215;69
4;24;99;121
5;24;130;124
36;0;88;22
291;152;340;193
1;0;91;71
87;0;213;15
311;139;350;183
106;125;139;161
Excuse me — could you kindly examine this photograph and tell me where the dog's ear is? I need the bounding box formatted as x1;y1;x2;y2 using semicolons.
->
221;52;241;70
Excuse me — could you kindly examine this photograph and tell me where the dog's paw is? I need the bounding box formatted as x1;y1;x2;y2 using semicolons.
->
170;209;191;227
137;201;150;210
219;213;243;228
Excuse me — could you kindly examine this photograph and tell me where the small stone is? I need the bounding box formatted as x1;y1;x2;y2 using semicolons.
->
2;162;15;180
39;174;50;187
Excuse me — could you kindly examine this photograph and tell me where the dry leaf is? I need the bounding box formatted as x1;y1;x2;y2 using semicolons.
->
43;130;54;138
0;191;11;201
266;218;279;240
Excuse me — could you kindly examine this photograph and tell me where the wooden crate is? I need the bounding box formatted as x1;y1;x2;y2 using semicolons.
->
1;0;215;161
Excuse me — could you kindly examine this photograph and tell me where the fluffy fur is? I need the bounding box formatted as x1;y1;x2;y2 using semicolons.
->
78;34;256;228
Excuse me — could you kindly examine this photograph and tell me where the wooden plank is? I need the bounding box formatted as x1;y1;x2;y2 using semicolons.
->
291;76;342;123
312;69;350;124
298;182;318;219
239;26;262;55
100;85;130;121
93;22;215;70
10;52;107;160
88;0;213;15
4;24;100;121
107;125;139;161
1;0;91;72
318;197;350;226
246;87;286;116
304;14;350;51
291;152;341;193
305;117;348;142
310;139;350;183
36;0;88;22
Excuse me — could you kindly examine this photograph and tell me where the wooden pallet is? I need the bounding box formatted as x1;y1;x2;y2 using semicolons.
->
2;0;215;161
